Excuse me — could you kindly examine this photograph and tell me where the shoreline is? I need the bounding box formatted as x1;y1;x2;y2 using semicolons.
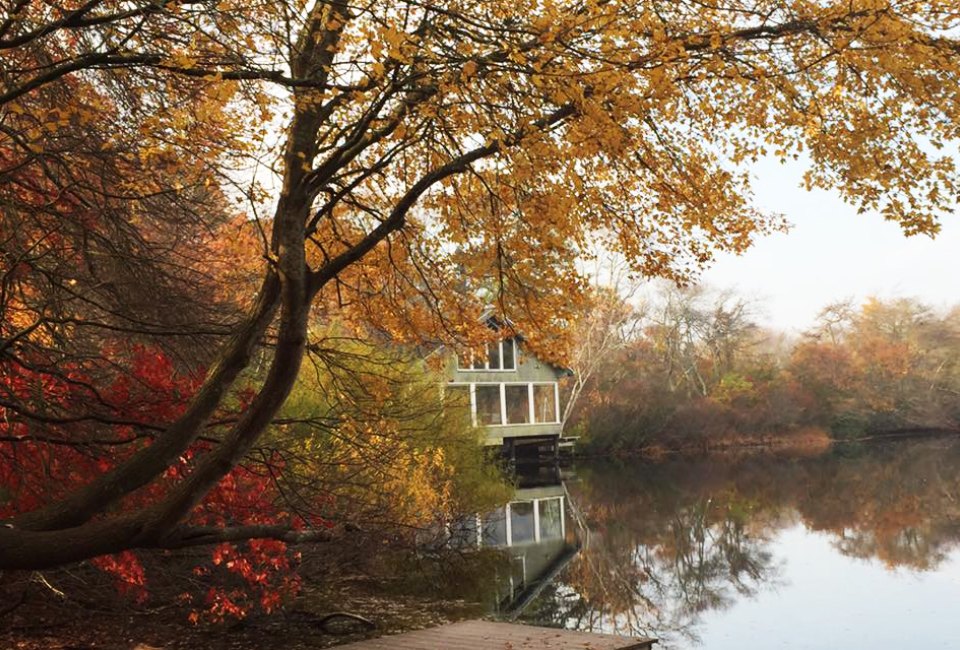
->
571;426;960;461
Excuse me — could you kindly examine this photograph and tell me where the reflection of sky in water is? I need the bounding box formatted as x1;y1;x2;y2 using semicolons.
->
694;524;960;650
512;440;960;649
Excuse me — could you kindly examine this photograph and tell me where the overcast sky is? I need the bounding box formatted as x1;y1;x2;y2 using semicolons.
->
697;157;960;332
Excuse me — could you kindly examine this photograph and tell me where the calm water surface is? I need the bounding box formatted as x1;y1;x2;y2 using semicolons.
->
501;437;960;649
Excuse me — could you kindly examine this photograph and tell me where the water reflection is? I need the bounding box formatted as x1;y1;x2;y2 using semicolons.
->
433;465;578;615
447;462;580;616
507;437;960;648
481;483;578;616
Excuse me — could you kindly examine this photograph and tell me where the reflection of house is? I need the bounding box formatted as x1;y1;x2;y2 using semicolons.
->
453;483;580;617
479;484;567;548
440;313;571;453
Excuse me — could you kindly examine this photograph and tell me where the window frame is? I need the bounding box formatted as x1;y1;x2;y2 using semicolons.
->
473;383;504;426
450;380;560;427
532;382;560;424
504;383;531;425
478;496;566;547
456;339;518;372
537;497;565;540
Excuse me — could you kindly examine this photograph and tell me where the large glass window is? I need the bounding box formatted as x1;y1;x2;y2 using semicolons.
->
505;384;530;424
510;501;535;544
475;385;502;425
538;498;563;540
487;341;501;369
533;383;557;423
458;340;518;371
502;339;516;370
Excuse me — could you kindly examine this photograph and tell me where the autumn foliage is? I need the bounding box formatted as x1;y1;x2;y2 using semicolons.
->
571;289;960;453
4;0;960;623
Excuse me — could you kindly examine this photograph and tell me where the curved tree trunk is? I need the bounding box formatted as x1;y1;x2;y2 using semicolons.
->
10;271;282;532
0;0;349;567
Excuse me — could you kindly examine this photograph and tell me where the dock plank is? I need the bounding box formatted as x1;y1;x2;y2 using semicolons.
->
334;620;655;650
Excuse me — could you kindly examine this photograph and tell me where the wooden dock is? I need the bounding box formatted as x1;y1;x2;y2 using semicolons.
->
333;619;656;649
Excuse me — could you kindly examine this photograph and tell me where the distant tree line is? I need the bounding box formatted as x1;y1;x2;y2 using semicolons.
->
569;287;960;453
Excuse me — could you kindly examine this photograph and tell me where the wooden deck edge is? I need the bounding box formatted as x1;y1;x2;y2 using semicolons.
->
331;619;657;650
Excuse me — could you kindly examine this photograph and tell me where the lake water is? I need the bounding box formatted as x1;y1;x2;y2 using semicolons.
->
497;437;960;649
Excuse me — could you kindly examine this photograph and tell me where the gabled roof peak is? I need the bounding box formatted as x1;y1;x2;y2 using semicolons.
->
478;308;517;335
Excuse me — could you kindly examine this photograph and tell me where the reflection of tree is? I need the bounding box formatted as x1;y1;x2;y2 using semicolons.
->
797;441;960;570
518;438;960;647
521;490;781;646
